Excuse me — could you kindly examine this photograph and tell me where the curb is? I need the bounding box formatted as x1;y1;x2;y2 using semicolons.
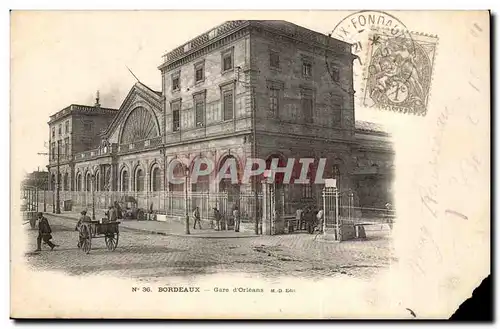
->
47;213;259;239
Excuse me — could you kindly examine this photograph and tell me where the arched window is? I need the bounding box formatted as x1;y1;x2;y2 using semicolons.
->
151;167;161;192
265;154;287;186
63;173;69;191
168;162;185;192
95;172;100;191
218;155;240;201
135;168;144;192
76;173;82;191
191;157;210;193
85;173;91;192
120;107;160;144
121;169;129;192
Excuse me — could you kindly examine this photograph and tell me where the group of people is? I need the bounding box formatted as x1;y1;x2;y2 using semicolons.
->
191;206;241;232
296;206;324;234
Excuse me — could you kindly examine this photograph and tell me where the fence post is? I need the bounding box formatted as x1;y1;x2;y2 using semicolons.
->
335;188;339;240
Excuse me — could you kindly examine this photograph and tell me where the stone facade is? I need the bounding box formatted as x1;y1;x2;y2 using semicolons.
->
46;20;394;224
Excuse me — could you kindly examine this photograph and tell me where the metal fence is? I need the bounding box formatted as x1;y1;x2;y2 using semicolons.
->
35;190;264;223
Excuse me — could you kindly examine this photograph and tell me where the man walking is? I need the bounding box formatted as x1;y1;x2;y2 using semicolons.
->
192;207;202;229
233;206;240;232
35;212;58;251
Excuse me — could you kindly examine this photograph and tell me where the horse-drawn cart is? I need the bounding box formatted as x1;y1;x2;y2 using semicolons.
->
78;221;120;254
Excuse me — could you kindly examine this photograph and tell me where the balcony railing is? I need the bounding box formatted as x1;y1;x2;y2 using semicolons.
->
162;20;246;64
118;136;162;154
74;144;117;161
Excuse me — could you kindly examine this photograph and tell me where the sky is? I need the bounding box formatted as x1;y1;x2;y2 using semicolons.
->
11;10;405;178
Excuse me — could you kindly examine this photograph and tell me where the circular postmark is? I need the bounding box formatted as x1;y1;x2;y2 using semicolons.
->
329;10;411;59
325;11;425;113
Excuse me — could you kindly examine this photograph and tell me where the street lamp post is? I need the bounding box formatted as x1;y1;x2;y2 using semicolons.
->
184;167;190;235
52;176;55;213
92;173;96;221
43;188;47;213
56;144;61;214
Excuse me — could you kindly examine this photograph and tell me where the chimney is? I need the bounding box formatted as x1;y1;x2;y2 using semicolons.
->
95;90;101;108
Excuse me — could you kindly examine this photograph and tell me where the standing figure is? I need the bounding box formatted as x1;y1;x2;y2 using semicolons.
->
76;210;92;248
213;207;221;231
296;206;304;230
316;209;324;233
306;207;315;234
192;207;202;229
114;201;123;220
108;205;117;222
35;212;58;251
233;206;240;232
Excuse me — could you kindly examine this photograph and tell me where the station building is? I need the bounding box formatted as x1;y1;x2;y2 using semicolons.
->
46;20;394;226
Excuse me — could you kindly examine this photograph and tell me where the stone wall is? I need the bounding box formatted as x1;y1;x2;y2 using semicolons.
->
163;36;252;142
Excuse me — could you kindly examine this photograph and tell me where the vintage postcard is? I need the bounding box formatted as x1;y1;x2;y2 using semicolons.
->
10;10;490;319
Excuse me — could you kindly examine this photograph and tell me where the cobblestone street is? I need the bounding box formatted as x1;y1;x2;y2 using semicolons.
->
24;215;396;282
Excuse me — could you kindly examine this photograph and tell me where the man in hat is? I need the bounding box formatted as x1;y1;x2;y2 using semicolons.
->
213;207;221;231
35;212;58;251
192;207;202;229
76;210;92;248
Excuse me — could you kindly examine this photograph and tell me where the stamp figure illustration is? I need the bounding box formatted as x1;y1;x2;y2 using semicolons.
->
361;27;438;115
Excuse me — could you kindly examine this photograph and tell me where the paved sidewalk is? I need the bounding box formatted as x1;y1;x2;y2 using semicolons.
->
45;210;258;239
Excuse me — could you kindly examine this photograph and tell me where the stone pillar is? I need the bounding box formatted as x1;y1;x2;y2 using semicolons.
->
262;183;271;235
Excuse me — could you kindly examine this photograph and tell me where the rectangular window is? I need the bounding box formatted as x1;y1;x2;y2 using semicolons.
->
302;62;312;77
51;142;55;160
301;93;313;123
58;124;62;135
270;52;280;69
65;120;69;134
64;137;69;157
172;101;181;132
195;62;205;82
52;128;55;138
222;90;234;121
194;94;205;127
269;88;279;116
172;76;180;91
222;49;233;72
332;66;340;82
83;121;92;132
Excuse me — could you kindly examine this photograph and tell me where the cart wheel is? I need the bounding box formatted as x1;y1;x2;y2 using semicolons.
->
105;233;118;251
80;225;92;254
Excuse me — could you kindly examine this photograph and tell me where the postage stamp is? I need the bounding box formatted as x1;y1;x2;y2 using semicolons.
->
360;26;439;115
327;11;417;106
